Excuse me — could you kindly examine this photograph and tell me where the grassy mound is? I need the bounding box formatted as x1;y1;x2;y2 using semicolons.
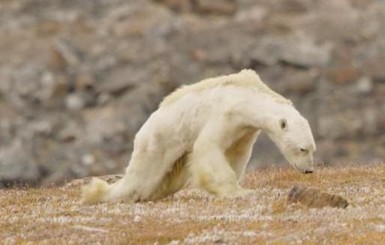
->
1;164;385;244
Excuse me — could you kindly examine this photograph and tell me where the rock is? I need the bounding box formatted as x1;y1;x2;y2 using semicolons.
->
355;76;373;94
81;154;96;166
362;55;385;83
281;70;317;94
318;107;379;140
0;140;41;186
75;72;95;91
47;45;69;72
194;0;237;15
235;6;267;23
83;106;127;145
280;34;332;67
250;34;331;68
64;89;97;111
316;113;349;140
65;93;86;111
28;119;54;137
40;72;69;105
327;66;360;84
47;39;81;71
10;65;45;106
134;215;142;223
57;120;82;142
298;0;360;42
249;37;283;66
96;71;136;96
153;0;193;12
36;20;62;37
104;2;174;39
275;0;311;13
0;106;20;145
41;171;72;187
287;186;349;209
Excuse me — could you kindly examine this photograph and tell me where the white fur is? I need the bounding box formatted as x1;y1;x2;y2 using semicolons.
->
81;69;316;204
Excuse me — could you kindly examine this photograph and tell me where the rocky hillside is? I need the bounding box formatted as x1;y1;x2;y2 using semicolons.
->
0;0;384;186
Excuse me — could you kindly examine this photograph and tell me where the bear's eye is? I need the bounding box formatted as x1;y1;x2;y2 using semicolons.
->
279;119;287;130
300;148;308;153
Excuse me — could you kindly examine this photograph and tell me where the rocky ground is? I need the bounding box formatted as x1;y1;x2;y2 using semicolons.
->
1;164;385;244
0;0;384;185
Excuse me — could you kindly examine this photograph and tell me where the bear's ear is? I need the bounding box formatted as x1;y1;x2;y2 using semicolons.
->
279;119;287;130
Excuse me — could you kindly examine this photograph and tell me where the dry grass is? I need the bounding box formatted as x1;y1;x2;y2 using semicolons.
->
2;164;385;244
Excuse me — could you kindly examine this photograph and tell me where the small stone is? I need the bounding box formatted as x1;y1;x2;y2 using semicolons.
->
327;66;360;84
194;0;237;15
41;72;69;103
282;70;317;94
277;0;310;13
65;93;86;111
75;72;95;91
154;0;192;12
249;37;282;66
363;55;385;83
134;215;142;223
54;39;80;66
168;240;180;245
96;69;137;96
235;6;267;23
47;46;68;71
288;186;349;209
58;121;80;142
355;76;373;94
47;39;80;72
191;49;207;61
81;154;96;166
98;79;135;96
97;93;112;105
29;120;53;136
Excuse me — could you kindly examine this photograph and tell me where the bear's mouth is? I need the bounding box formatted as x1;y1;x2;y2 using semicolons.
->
293;164;314;174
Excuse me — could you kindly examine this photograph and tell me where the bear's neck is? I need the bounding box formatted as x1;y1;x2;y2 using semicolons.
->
234;92;291;131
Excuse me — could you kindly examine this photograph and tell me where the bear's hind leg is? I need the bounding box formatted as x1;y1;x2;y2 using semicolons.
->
102;144;187;202
149;153;190;200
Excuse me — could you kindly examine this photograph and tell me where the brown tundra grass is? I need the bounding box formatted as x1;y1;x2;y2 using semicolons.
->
1;163;385;244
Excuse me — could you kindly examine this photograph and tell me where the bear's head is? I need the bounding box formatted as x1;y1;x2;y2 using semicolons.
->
264;106;316;174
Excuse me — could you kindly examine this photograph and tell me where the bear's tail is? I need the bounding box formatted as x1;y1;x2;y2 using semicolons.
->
81;177;110;204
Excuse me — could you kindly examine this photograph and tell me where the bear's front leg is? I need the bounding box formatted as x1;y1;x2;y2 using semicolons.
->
189;122;254;198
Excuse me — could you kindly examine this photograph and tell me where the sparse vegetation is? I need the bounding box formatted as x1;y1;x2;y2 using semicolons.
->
2;164;385;244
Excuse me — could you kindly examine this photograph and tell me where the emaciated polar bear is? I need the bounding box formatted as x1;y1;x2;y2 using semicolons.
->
81;69;316;204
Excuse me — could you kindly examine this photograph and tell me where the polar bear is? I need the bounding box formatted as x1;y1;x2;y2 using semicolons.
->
81;69;316;204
